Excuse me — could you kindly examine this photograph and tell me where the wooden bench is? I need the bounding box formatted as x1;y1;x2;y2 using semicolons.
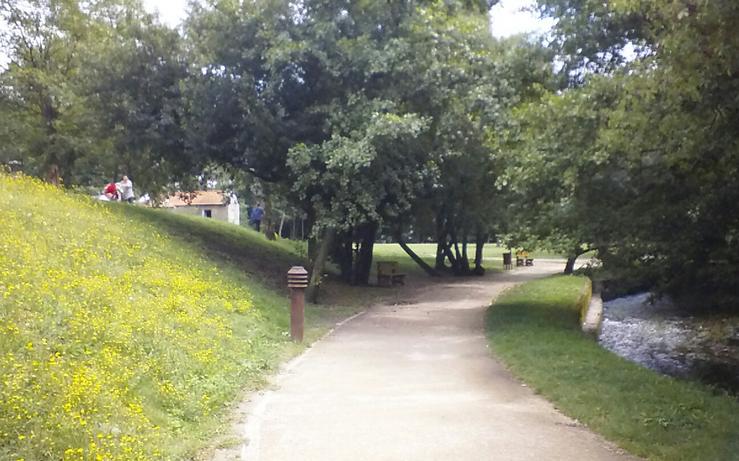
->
377;261;406;287
516;251;534;267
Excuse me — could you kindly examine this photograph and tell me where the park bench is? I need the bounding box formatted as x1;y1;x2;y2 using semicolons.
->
516;251;534;267
377;261;406;287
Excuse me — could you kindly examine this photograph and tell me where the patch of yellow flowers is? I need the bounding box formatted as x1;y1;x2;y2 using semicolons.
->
0;175;283;460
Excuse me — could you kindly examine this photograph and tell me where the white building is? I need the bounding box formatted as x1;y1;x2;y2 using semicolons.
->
161;190;240;225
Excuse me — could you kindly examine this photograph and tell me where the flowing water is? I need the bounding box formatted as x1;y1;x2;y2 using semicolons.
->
599;293;739;395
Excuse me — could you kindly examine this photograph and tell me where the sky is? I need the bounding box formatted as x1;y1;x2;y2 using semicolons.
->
142;0;190;28
489;0;553;38
140;0;552;37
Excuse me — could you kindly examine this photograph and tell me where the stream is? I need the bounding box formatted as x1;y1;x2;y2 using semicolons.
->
599;293;739;395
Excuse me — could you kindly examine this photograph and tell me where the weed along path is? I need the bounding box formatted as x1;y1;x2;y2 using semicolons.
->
227;261;637;461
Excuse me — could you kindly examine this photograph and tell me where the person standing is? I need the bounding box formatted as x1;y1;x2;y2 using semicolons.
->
117;175;135;203
249;202;264;231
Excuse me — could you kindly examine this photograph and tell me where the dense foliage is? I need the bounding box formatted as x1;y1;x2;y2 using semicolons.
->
182;0;525;283
505;0;739;308
0;0;190;191
2;0;737;306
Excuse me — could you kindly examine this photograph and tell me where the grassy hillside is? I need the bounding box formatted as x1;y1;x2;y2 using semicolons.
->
0;174;355;460
487;276;739;461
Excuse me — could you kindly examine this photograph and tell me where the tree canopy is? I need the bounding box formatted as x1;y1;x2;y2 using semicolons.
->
510;0;739;307
2;0;737;309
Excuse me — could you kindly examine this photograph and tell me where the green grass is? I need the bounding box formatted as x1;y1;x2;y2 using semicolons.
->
372;243;439;275
486;276;739;461
119;205;306;292
0;175;362;460
372;242;508;275
373;242;567;276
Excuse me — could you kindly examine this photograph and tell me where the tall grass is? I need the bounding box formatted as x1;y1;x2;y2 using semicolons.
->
0;174;345;460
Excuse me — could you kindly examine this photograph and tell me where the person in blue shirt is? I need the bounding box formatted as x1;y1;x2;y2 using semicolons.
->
249;203;264;231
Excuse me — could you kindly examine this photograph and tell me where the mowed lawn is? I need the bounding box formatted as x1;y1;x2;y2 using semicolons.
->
373;242;565;276
0;174;359;460
487;276;739;461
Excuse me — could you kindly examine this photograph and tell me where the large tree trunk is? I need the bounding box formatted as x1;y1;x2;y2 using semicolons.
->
451;231;467;276
453;240;462;263
335;231;354;283
46;163;61;186
262;195;275;240
307;228;335;303
435;241;446;270
353;222;377;285
564;256;577;274
473;231;486;275
564;246;586;274
435;211;447;270
443;241;459;274
397;239;439;277
307;237;317;270
460;233;470;274
42;96;62;186
305;212;316;266
278;211;286;237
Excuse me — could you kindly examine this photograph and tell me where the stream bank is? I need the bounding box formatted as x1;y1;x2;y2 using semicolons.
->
598;293;739;395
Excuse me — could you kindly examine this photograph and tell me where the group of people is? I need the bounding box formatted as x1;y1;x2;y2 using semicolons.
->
100;177;265;230
102;176;135;203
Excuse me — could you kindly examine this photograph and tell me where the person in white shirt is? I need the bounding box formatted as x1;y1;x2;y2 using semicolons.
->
117;175;135;203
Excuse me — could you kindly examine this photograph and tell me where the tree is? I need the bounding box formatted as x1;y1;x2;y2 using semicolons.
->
184;0;510;290
408;32;556;275
377;3;514;276
593;1;739;308
534;0;650;84
500;76;622;274
515;1;739;309
0;0;97;184
288;110;431;286
84;5;190;195
0;0;192;194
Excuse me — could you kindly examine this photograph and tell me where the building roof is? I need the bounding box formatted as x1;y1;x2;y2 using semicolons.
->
162;190;228;207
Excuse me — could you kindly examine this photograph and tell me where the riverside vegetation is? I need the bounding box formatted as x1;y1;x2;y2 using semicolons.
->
486;276;739;461
0;174;362;460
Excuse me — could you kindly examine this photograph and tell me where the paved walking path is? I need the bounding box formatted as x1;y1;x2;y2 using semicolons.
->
225;261;636;461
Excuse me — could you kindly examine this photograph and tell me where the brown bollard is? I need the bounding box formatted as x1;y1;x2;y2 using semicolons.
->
287;266;309;342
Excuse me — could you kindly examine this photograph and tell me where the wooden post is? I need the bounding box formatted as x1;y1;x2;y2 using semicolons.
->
287;266;309;342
